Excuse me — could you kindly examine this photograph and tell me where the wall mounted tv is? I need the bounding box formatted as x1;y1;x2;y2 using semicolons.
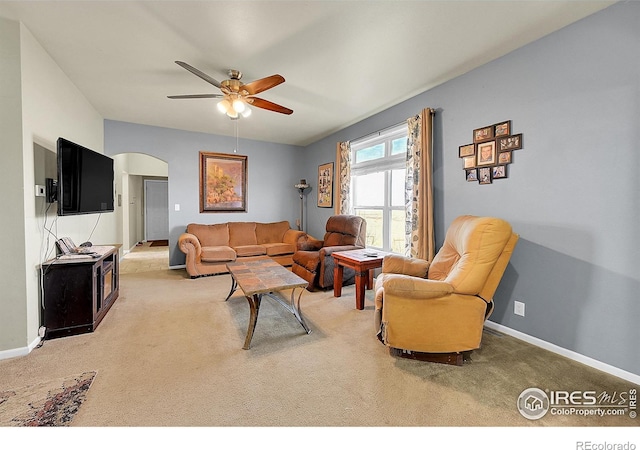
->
56;137;114;216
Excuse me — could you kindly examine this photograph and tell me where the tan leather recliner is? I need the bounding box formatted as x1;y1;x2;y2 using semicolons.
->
292;215;366;291
374;215;519;365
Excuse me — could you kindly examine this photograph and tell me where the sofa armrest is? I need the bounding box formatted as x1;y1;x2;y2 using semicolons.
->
382;254;429;278
178;232;204;277
283;229;307;247
178;233;202;259
298;236;324;251
377;273;453;299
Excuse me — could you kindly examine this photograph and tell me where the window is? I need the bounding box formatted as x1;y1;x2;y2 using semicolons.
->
350;123;407;253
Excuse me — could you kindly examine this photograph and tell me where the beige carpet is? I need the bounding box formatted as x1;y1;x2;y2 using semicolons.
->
0;245;638;430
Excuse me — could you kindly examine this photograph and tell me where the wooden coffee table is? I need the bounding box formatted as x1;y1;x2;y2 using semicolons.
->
332;248;389;310
225;259;311;349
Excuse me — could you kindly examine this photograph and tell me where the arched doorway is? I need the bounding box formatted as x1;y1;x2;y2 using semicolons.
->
112;153;168;254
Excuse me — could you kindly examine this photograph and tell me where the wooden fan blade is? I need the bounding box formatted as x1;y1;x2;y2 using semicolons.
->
249;97;293;115
241;75;285;95
175;61;222;88
167;94;223;99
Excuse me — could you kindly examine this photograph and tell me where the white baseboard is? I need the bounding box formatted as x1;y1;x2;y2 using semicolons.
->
485;321;640;385
169;264;185;270
0;335;40;361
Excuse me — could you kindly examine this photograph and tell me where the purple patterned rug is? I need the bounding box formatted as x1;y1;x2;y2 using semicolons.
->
0;371;96;426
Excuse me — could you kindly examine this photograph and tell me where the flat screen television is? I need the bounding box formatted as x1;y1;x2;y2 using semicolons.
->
56;137;114;216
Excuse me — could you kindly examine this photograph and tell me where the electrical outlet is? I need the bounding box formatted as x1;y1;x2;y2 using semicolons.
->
514;301;525;317
38;326;46;338
35;185;45;197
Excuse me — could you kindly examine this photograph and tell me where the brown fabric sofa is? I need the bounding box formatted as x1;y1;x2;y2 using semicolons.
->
178;221;307;278
292;215;366;291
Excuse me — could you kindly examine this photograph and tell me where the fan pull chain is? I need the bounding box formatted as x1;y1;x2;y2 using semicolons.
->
234;119;238;153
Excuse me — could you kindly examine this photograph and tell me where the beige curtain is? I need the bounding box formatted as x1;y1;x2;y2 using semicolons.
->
335;141;351;215
406;108;435;260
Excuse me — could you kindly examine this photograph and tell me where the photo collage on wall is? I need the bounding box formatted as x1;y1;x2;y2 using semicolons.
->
458;120;523;185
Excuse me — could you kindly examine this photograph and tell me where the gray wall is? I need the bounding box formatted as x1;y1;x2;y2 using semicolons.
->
302;2;639;376
104;120;304;267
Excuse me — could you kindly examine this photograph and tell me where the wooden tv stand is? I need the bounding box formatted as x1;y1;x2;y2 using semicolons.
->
41;246;120;339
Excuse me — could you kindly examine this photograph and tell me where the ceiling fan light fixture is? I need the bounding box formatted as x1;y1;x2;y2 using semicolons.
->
232;98;245;113
217;98;231;114
170;62;291;118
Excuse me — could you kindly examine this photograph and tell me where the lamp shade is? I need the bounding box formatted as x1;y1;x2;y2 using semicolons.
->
232;98;245;113
217;99;231;114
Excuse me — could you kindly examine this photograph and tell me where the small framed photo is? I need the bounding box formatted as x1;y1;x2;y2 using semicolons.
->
463;155;476;169
473;125;494;142
459;143;475;158
498;134;523;151
466;169;477;182
492;165;507;179
476;141;497;166
498;151;512;164
478;167;492;184
494;120;511;137
317;162;334;208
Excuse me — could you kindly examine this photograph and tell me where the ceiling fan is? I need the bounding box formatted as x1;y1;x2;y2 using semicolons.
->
167;61;293;119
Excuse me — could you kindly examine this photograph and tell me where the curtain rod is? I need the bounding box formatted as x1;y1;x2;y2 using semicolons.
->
350;108;435;143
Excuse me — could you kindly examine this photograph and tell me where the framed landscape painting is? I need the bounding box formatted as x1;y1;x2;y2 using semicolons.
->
199;152;247;212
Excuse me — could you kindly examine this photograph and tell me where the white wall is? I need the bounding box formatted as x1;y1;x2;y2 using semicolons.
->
0;18;110;356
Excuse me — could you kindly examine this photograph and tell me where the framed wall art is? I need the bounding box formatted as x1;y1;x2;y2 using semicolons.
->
463;156;476;169
498;134;523;151
458;120;523;185
317;162;334;208
473;126;494;142
494;120;511;137
199;151;247;212
459;143;475;158
498;151;512;165
476;141;497;166
478;167;492;185
466;169;478;182
492;165;507;179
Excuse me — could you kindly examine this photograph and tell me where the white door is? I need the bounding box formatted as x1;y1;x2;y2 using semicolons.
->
144;179;169;241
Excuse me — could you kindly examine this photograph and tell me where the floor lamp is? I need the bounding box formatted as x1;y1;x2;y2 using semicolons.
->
295;179;310;231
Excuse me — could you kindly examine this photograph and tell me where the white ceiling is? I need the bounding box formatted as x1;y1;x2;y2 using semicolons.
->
0;1;613;146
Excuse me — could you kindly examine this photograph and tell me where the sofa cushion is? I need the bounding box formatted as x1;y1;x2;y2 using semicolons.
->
201;246;236;263
256;221;291;244
263;242;295;256
234;245;266;257
229;222;258;247
187;223;229;247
